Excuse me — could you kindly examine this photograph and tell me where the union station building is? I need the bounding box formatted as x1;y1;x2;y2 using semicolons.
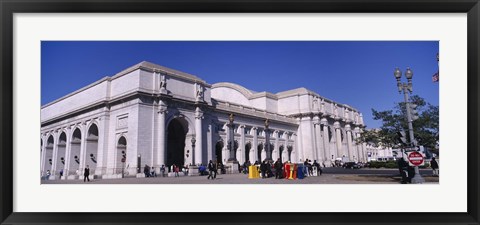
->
41;61;367;180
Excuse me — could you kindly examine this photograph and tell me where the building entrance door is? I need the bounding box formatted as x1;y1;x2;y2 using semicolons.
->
167;118;186;170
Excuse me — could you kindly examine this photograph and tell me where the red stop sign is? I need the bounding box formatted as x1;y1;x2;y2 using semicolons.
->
408;151;424;166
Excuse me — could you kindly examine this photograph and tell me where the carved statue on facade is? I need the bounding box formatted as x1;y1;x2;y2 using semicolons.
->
160;74;167;92
333;104;338;117
320;98;325;113
196;84;204;101
312;96;319;110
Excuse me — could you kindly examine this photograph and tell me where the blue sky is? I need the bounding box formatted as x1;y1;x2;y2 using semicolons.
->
41;41;439;128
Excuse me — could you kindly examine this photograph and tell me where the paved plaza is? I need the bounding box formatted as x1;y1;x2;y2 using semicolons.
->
41;168;439;184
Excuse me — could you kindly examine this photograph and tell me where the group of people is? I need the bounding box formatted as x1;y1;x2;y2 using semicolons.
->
142;164;190;178
398;157;439;184
256;158;324;179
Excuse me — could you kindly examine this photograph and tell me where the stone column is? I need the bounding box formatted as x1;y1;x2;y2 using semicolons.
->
95;115;109;176
345;124;355;162
40;134;46;175
63;127;72;180
313;115;323;163
237;125;245;164
354;127;362;162
283;132;289;162
321;118;331;166
207;122;213;163
334;121;342;159
50;131;59;180
79;122;87;174
252;127;258;163
293;132;299;162
300;115;314;161
194;107;203;165
156;100;167;170
273;130;279;160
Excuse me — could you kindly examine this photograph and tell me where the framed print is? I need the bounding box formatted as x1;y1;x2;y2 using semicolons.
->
1;0;479;225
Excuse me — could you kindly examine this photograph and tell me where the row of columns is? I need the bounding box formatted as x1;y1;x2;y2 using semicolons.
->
223;123;296;164
41;119;105;180
300;115;367;165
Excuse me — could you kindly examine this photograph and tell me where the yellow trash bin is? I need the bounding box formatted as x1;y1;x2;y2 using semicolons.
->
248;165;260;179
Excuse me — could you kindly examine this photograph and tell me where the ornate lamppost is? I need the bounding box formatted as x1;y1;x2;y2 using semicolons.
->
394;67;425;184
265;119;272;161
228;114;237;162
191;137;196;165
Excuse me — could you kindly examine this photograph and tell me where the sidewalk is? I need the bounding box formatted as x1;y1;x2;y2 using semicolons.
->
40;173;439;184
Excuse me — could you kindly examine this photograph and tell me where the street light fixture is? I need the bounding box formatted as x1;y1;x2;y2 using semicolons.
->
265;119;272;161
191;137;196;165
394;67;425;184
228;114;236;162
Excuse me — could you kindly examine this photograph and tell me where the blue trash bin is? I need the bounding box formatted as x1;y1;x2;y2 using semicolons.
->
297;165;304;179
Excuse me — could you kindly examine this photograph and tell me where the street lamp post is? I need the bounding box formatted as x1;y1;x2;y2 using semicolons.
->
394;67;425;184
191;137;196;165
228;114;236;161
265;119;271;161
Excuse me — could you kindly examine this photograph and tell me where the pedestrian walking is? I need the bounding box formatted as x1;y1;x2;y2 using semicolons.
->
274;158;283;179
207;160;216;180
430;157;439;176
151;167;157;177
313;160;322;176
84;165;90;182
174;164;180;177
260;160;267;179
160;165;166;177
144;164;150;177
397;158;409;184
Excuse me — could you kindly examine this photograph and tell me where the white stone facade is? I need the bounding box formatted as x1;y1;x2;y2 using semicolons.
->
365;144;395;161
41;61;366;180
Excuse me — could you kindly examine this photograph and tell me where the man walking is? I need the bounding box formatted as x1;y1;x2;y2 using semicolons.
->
207;160;216;180
260;160;267;179
84;165;90;182
274;158;283;179
430;157;439;176
313;160;322;176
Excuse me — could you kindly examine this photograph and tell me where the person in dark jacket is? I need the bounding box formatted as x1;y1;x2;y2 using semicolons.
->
313;160;322;176
274;158;283;179
430;157;439;176
207;160;217;180
397;158;409;184
84;165;90;182
144;164;150;177
260;160;267;179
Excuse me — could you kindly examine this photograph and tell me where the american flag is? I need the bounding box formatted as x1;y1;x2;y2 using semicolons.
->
432;71;439;82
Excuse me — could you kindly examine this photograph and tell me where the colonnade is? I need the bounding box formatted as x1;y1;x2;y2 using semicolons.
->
297;114;367;166
218;123;296;165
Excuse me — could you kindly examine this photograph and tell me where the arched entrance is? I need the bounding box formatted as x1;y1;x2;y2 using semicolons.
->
167;118;187;170
86;124;99;174
245;142;251;163
257;143;263;162
116;136;127;175
44;135;54;175
279;145;284;162
287;145;293;161
215;141;223;163
68;128;81;176
56;132;67;178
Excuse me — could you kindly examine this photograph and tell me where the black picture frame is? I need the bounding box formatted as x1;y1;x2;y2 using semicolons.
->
1;1;479;225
